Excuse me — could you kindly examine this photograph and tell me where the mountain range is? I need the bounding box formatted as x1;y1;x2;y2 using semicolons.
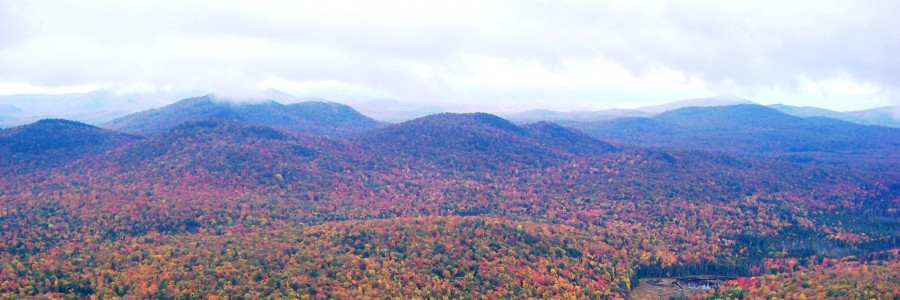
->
8;93;896;172
0;94;898;298
0;89;310;128
505;95;751;123
4;92;897;129
507;96;900;129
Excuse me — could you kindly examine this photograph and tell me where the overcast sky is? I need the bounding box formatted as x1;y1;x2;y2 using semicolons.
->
0;0;897;112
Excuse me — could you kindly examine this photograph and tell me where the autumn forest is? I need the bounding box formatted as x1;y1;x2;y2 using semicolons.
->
0;96;898;299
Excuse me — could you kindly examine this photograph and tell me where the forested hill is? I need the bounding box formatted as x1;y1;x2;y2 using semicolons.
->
0;119;137;171
0;111;897;298
358;113;614;170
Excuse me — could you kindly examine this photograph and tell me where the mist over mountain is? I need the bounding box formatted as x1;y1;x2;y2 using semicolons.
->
0;90;176;126
768;104;854;120
0;104;22;115
101;94;384;137
505;108;647;123
341;98;445;123
770;104;900;128
845;106;900;128
3;1;900;297
506;96;900;132
635;95;755;114
0;115;21;128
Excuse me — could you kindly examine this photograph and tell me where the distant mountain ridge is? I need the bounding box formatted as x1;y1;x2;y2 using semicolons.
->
770;104;899;128
767;104;851;120
636;95;755;114
505;96;751;124
506;108;647;123
0;104;22;115
563;104;900;168
506;96;899;129
5;90;896;129
0;90;175;126
101;94;384;137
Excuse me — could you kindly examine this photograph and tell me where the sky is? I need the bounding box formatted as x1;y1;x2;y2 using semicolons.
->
0;0;898;113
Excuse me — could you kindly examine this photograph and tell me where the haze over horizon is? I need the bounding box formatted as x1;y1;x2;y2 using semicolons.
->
1;0;898;113
2;2;900;298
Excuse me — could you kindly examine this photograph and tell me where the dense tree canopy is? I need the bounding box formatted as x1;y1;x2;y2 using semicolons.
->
0;115;897;299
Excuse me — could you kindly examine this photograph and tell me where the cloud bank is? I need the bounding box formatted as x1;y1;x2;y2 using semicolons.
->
0;0;896;111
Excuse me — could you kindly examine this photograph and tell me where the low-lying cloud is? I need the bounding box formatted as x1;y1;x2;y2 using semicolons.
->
0;0;896;111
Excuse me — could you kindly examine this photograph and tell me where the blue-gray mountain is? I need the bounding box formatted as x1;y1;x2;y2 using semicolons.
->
559;104;900;170
0;119;138;171
101;94;385;137
769;104;899;128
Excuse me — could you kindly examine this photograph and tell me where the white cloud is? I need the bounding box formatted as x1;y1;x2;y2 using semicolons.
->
0;0;896;111
0;82;100;95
